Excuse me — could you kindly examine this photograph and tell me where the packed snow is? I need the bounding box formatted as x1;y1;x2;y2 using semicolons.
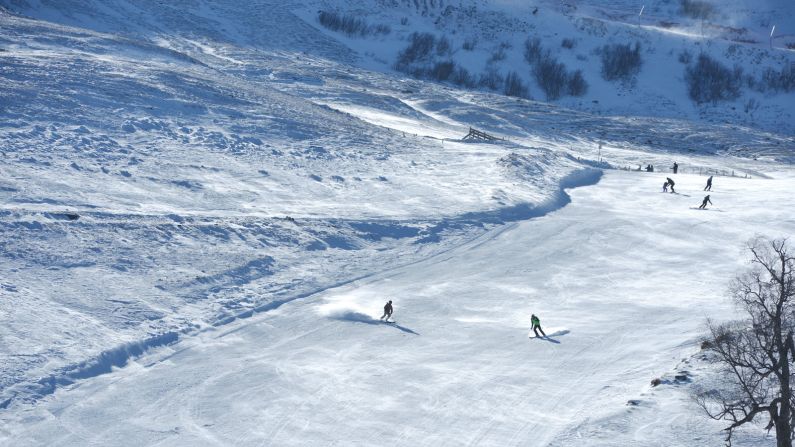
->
0;0;794;445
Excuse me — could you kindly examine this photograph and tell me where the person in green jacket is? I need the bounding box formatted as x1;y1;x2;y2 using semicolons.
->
531;314;546;337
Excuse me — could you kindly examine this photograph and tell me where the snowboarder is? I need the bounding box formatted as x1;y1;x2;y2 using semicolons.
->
698;195;712;209
531;314;546;338
380;300;393;322
662;181;669;192
666;177;675;193
673;162;679;174
704;176;713;191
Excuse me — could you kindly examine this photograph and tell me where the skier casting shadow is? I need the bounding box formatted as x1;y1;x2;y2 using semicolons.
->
531;314;546;338
380;300;393;322
666;177;675;193
698;195;712;209
704;176;713;191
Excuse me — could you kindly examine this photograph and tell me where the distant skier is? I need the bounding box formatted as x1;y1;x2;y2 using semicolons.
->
666;177;675;193
662;181;669;192
531;314;546;338
698;195;712;209
673;162;679;174
380;300;393;322
704;176;713;191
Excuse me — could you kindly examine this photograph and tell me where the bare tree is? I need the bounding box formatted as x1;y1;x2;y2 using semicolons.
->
696;237;795;446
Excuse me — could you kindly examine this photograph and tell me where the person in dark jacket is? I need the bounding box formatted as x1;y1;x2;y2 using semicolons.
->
699;195;712;209
666;177;675;193
704;176;713;191
380;300;393;321
662;181;669;192
531;314;546;337
673;162;679;174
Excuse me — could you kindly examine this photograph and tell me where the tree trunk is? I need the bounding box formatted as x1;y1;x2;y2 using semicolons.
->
777;334;794;447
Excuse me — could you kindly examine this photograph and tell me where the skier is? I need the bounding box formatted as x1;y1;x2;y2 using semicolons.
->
698;195;712;209
662;181;669;192
704;176;713;191
380;300;393;322
673;162;679;174
666;177;675;193
531;314;546;338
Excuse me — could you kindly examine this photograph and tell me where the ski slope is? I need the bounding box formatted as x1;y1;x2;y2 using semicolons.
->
1;0;795;445
4;170;795;446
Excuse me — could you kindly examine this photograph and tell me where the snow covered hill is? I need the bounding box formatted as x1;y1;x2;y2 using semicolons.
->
0;0;794;445
299;0;795;135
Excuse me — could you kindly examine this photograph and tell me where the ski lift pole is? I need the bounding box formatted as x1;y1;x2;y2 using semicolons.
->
637;5;644;28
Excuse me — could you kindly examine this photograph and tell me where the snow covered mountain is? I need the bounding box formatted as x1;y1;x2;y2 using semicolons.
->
0;0;794;445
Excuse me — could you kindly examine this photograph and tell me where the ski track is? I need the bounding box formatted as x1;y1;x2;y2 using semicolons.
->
3;170;794;446
1;1;794;445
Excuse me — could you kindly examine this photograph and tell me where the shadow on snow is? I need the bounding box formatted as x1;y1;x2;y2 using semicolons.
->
330;311;420;335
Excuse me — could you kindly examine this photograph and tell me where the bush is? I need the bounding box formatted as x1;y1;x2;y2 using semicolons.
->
685;53;743;103
451;66;476;88
678;50;692;64
373;24;391;35
428;61;455;81
679;0;715;20
761;64;795;92
600;42;642;82
567;69;588;96
462;37;477;51
533;55;568;100
478;69;504;91
318;11;390;37
561;38;576;49
504;71;530;98
395;32;437;70
489;46;507;63
524;37;545;65
525;37;588;100
436;36;452;56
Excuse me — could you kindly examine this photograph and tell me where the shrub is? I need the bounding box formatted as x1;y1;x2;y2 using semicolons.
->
489;46;507;63
451;66;476;88
400;17;409;26
395;32;437;69
761;64;795;92
478;69;504;91
567;69;588;96
533;55;568;100
317;11;390;37
679;0;715;20
428;61;455;81
600;42;642;82
462;37;477;51
561;38;576;49
685;53;743;103
373;24;391;35
525;37;588;99
678;49;692;64
436;36;452;56
504;71;530;98
524;37;545;65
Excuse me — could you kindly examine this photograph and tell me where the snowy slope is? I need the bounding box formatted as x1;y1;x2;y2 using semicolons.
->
301;0;795;136
4;170;795;446
0;0;794;445
0;0;597;410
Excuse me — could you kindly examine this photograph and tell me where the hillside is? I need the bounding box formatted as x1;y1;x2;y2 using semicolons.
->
1;0;794;445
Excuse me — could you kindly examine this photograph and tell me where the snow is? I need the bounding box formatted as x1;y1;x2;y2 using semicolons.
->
4;171;795;446
0;0;794;445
